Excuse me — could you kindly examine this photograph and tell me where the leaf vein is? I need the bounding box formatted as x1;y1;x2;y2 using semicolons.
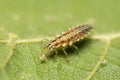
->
85;39;111;80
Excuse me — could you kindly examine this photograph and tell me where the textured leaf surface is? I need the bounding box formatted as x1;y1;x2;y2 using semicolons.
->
0;0;120;80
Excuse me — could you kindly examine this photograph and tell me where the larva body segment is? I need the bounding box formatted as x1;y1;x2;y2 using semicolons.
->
40;24;93;61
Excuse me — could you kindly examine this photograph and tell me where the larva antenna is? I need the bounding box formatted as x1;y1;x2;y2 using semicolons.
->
40;37;51;49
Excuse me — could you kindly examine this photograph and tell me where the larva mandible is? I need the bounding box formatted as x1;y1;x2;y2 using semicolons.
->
40;24;93;61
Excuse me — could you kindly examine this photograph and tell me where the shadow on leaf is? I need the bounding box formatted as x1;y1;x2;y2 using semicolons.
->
47;38;93;60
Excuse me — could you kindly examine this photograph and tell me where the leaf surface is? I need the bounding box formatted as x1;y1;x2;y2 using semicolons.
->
0;0;120;80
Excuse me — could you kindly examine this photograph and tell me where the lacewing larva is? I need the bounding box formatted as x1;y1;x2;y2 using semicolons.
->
40;24;93;61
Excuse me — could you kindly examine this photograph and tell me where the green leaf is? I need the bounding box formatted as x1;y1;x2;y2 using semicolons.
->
0;0;120;80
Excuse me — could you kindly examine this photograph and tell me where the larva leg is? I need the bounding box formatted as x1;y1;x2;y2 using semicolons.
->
54;50;58;58
63;48;68;56
72;44;78;50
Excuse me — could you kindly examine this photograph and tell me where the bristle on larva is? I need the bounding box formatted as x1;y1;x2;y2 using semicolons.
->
40;24;93;61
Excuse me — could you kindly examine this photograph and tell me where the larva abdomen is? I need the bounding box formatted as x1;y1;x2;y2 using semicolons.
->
49;24;92;49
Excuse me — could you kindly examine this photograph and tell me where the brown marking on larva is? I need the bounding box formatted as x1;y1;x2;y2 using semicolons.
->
47;24;92;50
40;24;93;61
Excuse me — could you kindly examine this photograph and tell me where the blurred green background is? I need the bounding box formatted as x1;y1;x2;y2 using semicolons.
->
0;0;120;80
0;0;120;38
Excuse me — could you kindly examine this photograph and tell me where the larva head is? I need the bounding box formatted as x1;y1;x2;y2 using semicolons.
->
40;47;49;61
40;43;54;62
